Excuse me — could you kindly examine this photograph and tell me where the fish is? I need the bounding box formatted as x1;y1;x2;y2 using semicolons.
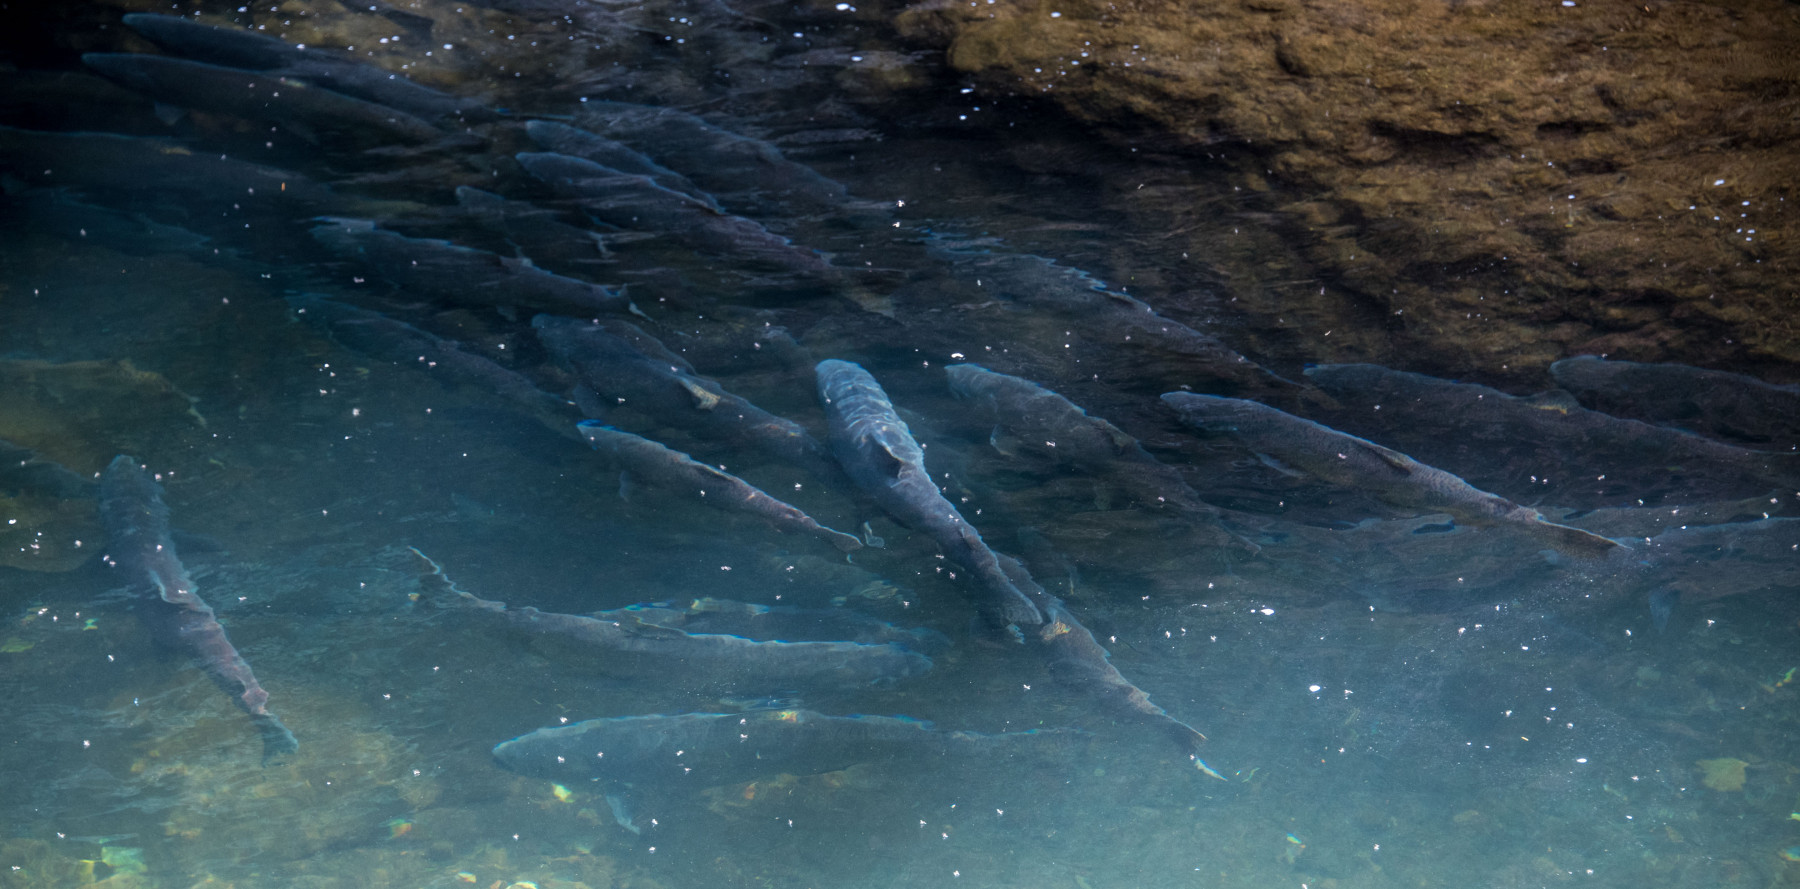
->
815;359;1044;631
577;421;863;553
492;708;1047;800
596;597;952;654
928;245;1295;394
0;436;94;499
119;13;495;122
1548;493;1778;539
0;126;343;221
1626;517;1800;603
453;186;613;268
572;101;850;217
995;552;1210;756
523;121;719;208
515;151;836;276
285;295;581;439
310;218;627;317
1550;355;1800;450
98;456;297;762
82;54;443;148
535;315;844;484
946;363;1256;552
1161;392;1624;556
417;552;920;687
1302;363;1800;504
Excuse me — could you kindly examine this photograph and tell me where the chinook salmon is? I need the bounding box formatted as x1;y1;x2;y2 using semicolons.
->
1162;393;1624;556
946;363;1256;552
416;550;922;690
100;456;297;762
576;421;862;554
492;708;1052;832
816;359;1044;631
311;218;626;317
536;315;844;485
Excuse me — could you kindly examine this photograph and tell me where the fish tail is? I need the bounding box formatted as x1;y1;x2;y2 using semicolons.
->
256;713;299;763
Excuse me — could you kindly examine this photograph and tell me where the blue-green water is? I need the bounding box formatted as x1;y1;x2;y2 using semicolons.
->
2;4;1798;888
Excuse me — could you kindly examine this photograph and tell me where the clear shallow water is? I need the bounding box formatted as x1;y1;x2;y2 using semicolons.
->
1;4;1798;889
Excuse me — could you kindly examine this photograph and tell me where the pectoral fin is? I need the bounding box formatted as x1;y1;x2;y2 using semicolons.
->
1356;441;1416;475
677;377;721;411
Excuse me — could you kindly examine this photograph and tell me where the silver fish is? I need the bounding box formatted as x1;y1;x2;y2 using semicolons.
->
816;359;1044;630
493;709;1041;790
1550;355;1800;451
1162;393;1623;556
417;552;914;687
82;53;443;147
100;456;297;762
577;421;862;553
536;315;843;485
946;363;1256;552
311;218;626;317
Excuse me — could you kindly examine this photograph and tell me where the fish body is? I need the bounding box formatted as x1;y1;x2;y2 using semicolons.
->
453;186;612;266
286;295;578;438
536;315;841;482
996;553;1209;755
426;575;918;688
99;456;297;761
929;246;1293;394
0;436;94;499
1303;363;1799;502
1162;393;1622;556
1550;356;1800;450
493;709;1030;788
577;421;862;553
0;126;337;218
946;363;1253;551
516;151;834;275
599;597;951;654
815;359;1043;629
120;14;494;121
311;218;626;316
82;54;442;147
524;121;717;208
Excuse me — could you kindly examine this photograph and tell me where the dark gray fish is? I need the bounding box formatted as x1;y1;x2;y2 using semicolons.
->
0;437;95;499
285;295;580;439
929;245;1294;394
815;359;1044;630
1550;355;1800;450
0;126;341;218
82;54;443;147
1549;493;1779;539
996;553;1209;757
99;456;297;762
1303;363;1800;502
946;363;1255;552
120;14;494;122
578;421;862;553
572;101;849;216
1162;393;1623;556
1627;517;1800;603
492;708;1038;789
535;315;841;483
516;151;835;276
523;121;718;208
311;218;626;317
597;597;951;654
453;186;613;268
419;554;916;687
